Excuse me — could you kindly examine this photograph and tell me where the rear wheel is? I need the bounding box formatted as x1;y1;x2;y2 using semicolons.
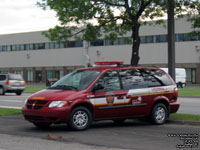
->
16;90;23;96
151;103;168;125
33;122;51;129
69;106;92;131
0;86;5;95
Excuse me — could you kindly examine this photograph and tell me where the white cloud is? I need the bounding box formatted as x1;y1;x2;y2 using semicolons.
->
0;0;59;34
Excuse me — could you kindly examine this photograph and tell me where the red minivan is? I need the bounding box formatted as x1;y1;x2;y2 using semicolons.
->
22;62;179;130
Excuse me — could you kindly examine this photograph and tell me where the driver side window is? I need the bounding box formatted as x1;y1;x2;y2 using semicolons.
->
95;71;121;92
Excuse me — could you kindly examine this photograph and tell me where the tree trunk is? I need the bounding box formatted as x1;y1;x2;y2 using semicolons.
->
130;23;141;66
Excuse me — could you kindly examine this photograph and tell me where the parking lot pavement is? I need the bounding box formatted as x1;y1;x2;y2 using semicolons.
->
0;115;199;150
0;133;125;150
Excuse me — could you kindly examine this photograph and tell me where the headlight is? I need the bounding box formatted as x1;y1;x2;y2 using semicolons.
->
48;101;67;108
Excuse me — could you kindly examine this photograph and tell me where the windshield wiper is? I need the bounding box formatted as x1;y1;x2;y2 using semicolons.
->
49;85;78;90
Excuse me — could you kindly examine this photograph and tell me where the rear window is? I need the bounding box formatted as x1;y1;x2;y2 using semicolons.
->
0;75;6;81
8;74;23;81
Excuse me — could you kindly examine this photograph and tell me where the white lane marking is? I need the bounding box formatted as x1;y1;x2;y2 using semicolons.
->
0;100;24;103
0;106;21;109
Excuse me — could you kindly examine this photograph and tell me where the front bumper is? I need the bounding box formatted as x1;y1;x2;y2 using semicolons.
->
22;106;70;123
169;102;180;113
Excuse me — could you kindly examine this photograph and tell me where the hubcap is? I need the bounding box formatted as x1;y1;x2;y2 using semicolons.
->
73;111;88;128
155;107;166;123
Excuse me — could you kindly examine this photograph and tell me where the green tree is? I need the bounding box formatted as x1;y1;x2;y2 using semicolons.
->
188;2;200;35
38;0;200;66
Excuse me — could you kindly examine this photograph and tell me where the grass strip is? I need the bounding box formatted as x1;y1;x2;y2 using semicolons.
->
24;86;47;93
178;88;200;96
170;113;200;122
0;108;21;116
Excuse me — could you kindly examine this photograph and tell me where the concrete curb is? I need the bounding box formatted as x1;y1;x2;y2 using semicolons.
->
168;120;200;126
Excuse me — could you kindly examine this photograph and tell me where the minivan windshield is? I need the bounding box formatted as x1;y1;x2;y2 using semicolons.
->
49;70;101;90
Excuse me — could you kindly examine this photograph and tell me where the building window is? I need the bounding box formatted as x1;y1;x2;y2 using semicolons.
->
7;45;11;51
60;43;65;48
45;43;50;49
0;46;3;52
145;35;154;43
49;42;55;49
14;70;23;76
140;36;145;44
29;44;34;50
27;70;33;82
105;39;118;45
118;37;126;45
91;39;104;46
25;44;30;50
2;46;7;51
156;35;167;43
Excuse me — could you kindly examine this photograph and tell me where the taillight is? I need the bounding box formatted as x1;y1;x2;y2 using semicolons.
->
24;81;26;85
6;80;10;85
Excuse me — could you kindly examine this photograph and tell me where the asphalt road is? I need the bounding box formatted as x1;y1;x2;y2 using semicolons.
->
0;93;199;115
0;115;199;150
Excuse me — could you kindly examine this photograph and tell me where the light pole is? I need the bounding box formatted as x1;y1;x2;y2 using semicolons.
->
168;0;176;81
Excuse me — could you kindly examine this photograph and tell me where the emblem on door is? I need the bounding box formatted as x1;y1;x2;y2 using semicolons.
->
106;93;115;105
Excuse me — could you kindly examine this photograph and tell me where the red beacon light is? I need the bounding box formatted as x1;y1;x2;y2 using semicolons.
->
94;61;124;67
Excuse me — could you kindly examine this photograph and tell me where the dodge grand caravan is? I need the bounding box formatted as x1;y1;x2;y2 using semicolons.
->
22;61;179;130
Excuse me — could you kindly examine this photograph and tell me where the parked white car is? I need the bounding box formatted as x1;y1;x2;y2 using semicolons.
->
160;68;186;88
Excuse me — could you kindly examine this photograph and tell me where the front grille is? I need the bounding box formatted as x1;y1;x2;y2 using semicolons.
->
27;100;48;110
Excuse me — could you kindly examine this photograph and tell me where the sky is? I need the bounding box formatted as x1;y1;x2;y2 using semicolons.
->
0;0;58;35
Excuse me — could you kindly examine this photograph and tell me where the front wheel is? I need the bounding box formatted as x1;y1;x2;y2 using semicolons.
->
69;106;92;131
151;103;168;125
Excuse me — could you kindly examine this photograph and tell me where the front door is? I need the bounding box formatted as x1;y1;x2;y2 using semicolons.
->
90;71;126;119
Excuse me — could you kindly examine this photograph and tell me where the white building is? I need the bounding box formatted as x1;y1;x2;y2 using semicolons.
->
0;18;200;84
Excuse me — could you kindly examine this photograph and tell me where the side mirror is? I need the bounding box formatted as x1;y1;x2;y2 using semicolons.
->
92;84;104;92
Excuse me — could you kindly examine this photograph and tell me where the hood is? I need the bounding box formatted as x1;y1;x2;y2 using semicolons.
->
29;89;85;101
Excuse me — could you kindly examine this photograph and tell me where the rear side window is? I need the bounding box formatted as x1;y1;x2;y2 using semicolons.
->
119;69;172;90
0;75;6;81
141;69;172;87
8;74;23;81
119;69;148;90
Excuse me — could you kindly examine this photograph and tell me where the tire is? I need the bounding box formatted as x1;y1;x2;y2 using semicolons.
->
0;86;5;95
112;119;126;124
69;106;92;131
33;122;51;129
16;90;22;96
177;82;183;88
151;103;168;125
